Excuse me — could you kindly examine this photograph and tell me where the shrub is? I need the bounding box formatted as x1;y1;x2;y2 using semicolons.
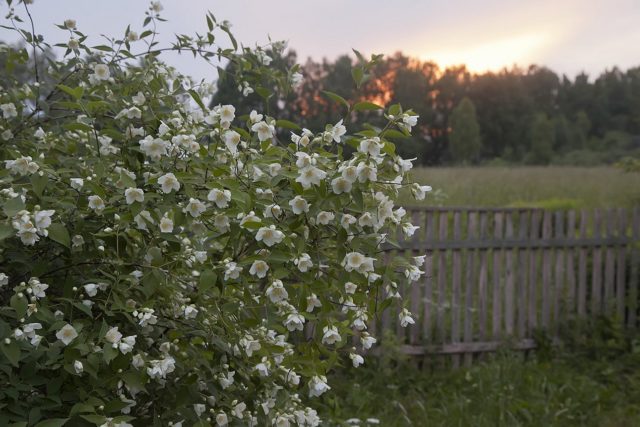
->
0;1;429;425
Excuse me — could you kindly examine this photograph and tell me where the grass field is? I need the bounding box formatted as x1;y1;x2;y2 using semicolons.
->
321;319;640;426
403;166;640;209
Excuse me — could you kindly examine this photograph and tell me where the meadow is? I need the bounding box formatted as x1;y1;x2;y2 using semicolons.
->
403;166;640;209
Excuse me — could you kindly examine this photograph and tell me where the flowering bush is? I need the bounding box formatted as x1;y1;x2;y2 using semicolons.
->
0;1;430;425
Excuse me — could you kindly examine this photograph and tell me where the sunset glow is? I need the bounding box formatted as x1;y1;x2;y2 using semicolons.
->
419;32;553;73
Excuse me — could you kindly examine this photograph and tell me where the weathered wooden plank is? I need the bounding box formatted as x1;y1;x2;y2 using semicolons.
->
478;212;489;342
383;236;633;251
604;209;617;316
402;206;545;213
566;211;577;315
616;209;627;321
529;210;541;330
577;210;589;317
541;211;552;328
436;212;448;342
451;211;463;368
504;213;516;336
591;209;603;314
409;211;422;345
393;339;539;356
422;211;435;342
517;212;528;338
492;212;504;339
553;211;565;331
629;207;639;328
463;212;478;367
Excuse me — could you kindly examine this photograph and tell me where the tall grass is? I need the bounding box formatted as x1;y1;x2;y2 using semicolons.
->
403;166;640;208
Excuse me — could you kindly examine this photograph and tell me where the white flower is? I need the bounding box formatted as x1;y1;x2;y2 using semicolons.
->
183;305;198;319
127;31;139;42
216;412;229;426
411;183;432;201
251;121;274;142
157;173;180;194
358;137;384;157
342;252;365;272
0;273;8;288
184;198;207;217
224;261;242;281
159;215;174;233
306;293;322;312
68;37;79;50
350;353;364;368
308;375;331;397
255;225;284;247
340;214;357;230
34;127;45;139
322;326;341;345
401;114;419;132
70;178;84;190
328;119;346;143
219;104;235;126
88;195;106;213
73;360;84;374
249;260;269;278
233;402;247;419
207;188;231;208
331;176;352;194
124;187;144;204
34;210;55;233
132;91;146;105
268;163;281;177
150;1;163;13
105;326;123;345
56;324;78;346
345;282;357;294
1;103;17;118
5;156;39;175
64;18;77;29
293;253;313;273
402;222;420;237
139;136;169;160
356;162;377;183
288;196;309;214
398;308;415;328
316;211;335;225
361;332;377;350
284;313;305;331
265;279;288;303
223;130;241;153
83;283;98;297
405;265;424;281
93;63;110;81
119;335;136;354
291;71;303;87
296;166;327;189
147;356;176;380
134;210;154;230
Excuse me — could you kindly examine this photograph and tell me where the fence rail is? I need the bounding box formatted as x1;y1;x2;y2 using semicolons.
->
375;207;640;367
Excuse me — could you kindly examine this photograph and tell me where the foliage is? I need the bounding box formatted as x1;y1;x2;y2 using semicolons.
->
214;50;640;166
448;97;481;164
0;1;431;425
322;319;640;426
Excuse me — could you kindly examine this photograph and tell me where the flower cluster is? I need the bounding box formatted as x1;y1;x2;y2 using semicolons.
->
0;2;429;426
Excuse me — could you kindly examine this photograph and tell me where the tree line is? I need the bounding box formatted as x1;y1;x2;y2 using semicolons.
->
213;51;640;166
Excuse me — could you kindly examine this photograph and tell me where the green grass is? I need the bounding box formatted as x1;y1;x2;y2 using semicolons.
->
320;319;640;426
403;166;640;208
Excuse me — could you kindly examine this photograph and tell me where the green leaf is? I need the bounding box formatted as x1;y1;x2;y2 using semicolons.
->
63;122;93;133
0;223;15;241
10;294;28;319
352;67;364;88
57;84;84;100
34;419;68;427
276;120;301;131
322;91;349;109
353;101;383;111
91;45;114;52
199;269;218;293
80;415;106;425
0;340;20;367
48;223;71;248
188;89;205;110
31;174;48;197
3;196;25;217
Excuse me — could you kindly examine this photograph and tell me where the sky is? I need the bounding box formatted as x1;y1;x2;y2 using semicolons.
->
1;0;639;82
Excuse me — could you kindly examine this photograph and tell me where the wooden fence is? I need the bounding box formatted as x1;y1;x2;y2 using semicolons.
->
374;207;640;367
